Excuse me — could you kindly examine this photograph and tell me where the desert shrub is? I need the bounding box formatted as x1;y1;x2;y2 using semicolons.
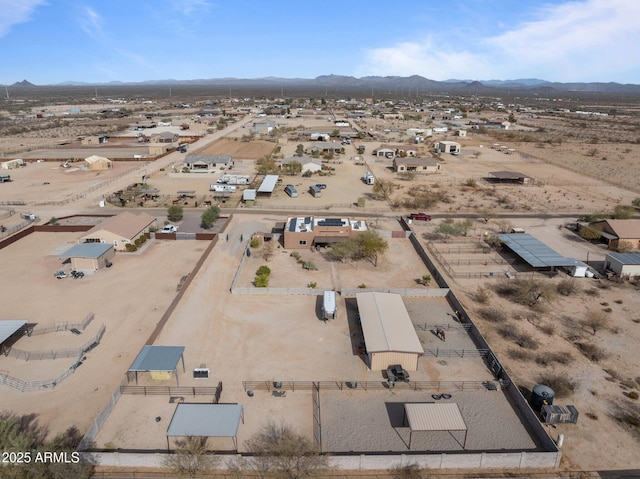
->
507;348;535;361
629;391;639;400
125;243;137;252
585;412;599;420
307;282;317;289
583;309;610;334
358;283;367;289
201;205;220;229
537;374;577;398
536;351;574;366
389;462;423;479
474;286;490;304
614;412;640;429
614;299;623;304
302;261;317;270
538;323;556;336
256;266;271;277
557;278;580;296
250;237;260;248
575;341;607;362
167;205;183;222
290;251;300;259
478;307;507;323
134;235;147;247
254;275;269;288
498;326;540;349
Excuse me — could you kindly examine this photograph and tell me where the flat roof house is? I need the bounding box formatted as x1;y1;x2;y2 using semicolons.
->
393;157;441;174
79;211;157;251
283;216;367;249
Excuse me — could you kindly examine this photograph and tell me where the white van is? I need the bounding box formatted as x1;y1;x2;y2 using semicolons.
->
322;291;336;320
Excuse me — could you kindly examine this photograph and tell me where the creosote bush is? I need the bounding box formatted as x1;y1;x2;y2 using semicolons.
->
537;374;577;398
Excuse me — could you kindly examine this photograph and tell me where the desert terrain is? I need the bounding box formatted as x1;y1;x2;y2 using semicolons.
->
0;90;639;476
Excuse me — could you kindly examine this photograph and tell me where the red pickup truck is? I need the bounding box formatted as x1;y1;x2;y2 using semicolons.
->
408;213;432;221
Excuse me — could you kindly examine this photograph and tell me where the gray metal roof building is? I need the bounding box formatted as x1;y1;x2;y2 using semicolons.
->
128;345;186;386
257;175;279;194
167;403;244;450
59;243;114;259
498;233;578;268
0;320;27;346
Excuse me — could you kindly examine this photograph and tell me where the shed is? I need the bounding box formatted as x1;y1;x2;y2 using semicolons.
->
436;141;461;154
84;155;112;170
242;189;257;204
605;252;640;278
58;243;115;273
356;292;423;371
403;403;468;449
167;403;244;451
488;171;532;184
128;345;186;386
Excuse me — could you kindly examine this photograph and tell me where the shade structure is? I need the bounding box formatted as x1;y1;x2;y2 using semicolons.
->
0;320;28;345
403;403;468;449
167;403;244;450
498;233;578;268
128;345;185;386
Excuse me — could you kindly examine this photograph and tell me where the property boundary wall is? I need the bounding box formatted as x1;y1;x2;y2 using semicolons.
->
399;217;560;457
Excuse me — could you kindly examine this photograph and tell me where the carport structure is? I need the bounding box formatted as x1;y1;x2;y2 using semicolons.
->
498;233;578;270
0;320;28;353
166;403;244;450
403;403;468;449
128;345;185;386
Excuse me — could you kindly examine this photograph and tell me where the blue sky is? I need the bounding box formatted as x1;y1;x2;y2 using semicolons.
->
0;0;638;85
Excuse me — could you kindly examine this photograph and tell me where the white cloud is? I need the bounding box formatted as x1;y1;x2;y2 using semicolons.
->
486;0;640;81
172;0;212;16
78;6;103;39
359;0;640;82
0;0;47;37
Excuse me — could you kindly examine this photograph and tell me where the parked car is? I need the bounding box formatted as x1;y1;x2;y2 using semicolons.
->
284;185;298;198
161;225;178;233
386;364;410;383
315;183;327;189
408;213;432;221
54;270;68;279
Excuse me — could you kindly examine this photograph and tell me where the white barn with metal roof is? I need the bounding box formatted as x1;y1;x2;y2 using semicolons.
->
356;292;423;371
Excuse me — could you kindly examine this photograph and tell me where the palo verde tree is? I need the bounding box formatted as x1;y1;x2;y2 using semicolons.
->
200;205;220;229
355;229;389;267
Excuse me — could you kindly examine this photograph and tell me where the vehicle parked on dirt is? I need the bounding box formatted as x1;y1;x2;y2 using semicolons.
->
54;270;68;279
315;183;327;189
408;213;432;221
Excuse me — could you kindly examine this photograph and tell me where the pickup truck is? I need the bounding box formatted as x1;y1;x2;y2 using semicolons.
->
408;213;432;221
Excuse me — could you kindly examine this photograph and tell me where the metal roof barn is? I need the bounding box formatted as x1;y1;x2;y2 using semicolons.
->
167;403;244;450
356;292;423;371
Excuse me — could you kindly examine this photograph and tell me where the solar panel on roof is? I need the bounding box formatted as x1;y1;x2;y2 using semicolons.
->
318;218;343;227
305;217;311;224
288;219;297;232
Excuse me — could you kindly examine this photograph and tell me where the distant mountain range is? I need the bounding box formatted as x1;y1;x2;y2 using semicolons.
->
5;75;640;94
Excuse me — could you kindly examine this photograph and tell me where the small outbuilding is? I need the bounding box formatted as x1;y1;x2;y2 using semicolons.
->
59;243;115;273
435;141;461;154
605;252;640;278
84;155;112;170
488;171;532;184
242;189;257;205
356;292;423;371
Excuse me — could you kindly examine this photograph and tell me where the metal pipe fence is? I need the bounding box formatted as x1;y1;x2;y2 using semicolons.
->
242;379;509;393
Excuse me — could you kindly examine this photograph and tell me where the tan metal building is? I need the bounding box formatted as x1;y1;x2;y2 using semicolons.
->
84;154;112;170
356;292;423;371
79;211;157;251
59;243;115;273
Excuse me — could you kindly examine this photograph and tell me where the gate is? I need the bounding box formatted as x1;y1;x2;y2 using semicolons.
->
312;382;322;449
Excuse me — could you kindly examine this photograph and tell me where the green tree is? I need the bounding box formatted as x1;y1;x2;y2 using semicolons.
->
295;144;304;156
167;205;184;222
434;221;465;240
372;179;396;201
355;230;389;267
245;423;327;479
200;205;220;229
282;161;302;176
329;240;359;263
256;155;278;175
476;207;495;223
579;224;602;240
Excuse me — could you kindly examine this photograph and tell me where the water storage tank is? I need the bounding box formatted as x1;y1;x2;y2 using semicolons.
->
530;384;555;411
